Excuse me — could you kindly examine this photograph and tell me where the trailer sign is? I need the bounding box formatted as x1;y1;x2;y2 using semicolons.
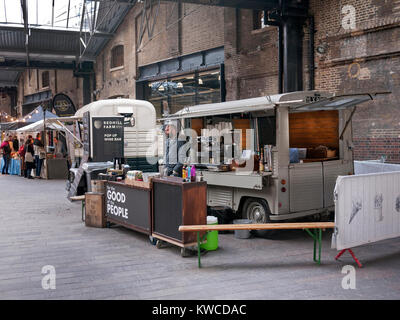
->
91;116;124;162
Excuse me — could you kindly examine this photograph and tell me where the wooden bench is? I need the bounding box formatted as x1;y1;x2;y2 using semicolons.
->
70;195;86;222
179;222;335;268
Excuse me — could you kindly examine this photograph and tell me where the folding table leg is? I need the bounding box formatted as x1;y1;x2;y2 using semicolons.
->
335;248;362;268
304;228;322;265
197;231;201;268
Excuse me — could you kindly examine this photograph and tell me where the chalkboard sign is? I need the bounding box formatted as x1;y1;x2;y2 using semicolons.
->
105;182;151;234
92;116;124;162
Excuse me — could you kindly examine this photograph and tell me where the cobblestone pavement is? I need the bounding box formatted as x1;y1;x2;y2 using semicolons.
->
0;174;399;300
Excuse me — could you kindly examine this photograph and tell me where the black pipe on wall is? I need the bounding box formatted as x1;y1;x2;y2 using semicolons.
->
308;15;315;91
282;17;304;93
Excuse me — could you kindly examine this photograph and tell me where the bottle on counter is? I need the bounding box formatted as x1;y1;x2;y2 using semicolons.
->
186;165;191;182
196;171;203;182
190;165;196;182
182;163;187;181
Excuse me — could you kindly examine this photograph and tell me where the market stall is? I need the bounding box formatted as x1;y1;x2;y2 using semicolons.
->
16;119;69;179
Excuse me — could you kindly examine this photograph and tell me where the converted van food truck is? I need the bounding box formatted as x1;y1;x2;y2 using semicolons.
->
162;91;374;223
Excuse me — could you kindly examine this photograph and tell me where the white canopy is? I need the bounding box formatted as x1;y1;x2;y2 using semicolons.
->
16;119;64;132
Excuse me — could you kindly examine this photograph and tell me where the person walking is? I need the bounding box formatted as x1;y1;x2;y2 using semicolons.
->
24;138;35;179
33;133;44;179
1;135;12;175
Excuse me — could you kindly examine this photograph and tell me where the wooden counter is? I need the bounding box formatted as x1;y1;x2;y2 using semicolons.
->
152;177;207;247
105;181;152;235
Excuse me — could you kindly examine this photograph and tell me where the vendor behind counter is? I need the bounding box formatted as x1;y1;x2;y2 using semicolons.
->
163;122;185;177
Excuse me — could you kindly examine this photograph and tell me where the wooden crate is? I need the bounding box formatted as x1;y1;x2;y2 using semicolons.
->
85;192;106;228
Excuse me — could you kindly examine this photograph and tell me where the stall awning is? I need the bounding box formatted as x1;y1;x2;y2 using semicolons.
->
16;119;64;132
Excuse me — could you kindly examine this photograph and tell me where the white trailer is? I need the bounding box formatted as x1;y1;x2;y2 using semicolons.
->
62;98;159;197
162;91;374;223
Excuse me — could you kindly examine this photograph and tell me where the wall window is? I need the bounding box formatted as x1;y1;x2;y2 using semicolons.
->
42;71;49;88
111;45;124;69
253;10;267;30
144;69;222;118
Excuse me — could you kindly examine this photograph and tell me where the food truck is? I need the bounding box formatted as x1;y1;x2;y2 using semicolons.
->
65;99;159;197
161;91;374;223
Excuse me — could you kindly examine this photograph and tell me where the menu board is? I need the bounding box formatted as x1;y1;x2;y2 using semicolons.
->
82;111;90;157
91;116;124;162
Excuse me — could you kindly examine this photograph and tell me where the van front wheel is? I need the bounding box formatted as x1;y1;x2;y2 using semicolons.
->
242;198;276;238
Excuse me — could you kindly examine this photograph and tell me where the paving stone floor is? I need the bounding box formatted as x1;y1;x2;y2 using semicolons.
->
0;174;399;300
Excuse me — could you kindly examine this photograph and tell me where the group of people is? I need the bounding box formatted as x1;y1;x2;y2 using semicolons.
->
1;133;45;179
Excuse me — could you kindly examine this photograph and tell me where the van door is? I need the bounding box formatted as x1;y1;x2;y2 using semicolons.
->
289;162;323;212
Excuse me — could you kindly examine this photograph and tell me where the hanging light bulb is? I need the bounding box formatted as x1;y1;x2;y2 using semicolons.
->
198;78;203;85
28;115;32;119
35;109;39;114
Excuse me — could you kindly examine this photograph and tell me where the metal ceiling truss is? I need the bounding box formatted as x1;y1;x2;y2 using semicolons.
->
78;0;137;64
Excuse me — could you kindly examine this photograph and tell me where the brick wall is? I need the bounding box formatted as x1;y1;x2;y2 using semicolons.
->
95;2;224;100
311;0;400;163
0;93;11;115
224;8;280;101
16;69;84;115
95;8;136;101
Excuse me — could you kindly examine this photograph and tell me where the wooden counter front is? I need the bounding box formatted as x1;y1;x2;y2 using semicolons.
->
152;177;207;247
105;181;152;235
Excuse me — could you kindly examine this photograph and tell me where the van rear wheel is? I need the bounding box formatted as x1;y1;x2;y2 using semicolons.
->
242;198;276;238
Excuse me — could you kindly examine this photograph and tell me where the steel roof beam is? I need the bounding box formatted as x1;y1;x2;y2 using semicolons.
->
161;0;279;10
0;25;115;39
0;60;94;70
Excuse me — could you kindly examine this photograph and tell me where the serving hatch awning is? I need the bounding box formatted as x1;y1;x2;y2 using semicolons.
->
161;96;276;121
290;94;374;112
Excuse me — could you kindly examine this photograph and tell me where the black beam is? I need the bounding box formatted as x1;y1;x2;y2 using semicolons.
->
161;0;279;10
0;60;76;70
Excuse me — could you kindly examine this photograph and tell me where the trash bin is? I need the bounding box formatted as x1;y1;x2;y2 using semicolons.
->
200;216;219;251
232;219;253;239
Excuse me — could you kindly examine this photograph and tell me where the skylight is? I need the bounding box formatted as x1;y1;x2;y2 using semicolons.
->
0;0;99;31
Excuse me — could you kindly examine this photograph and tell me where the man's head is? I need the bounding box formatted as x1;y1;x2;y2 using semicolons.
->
165;123;177;138
36;133;40;139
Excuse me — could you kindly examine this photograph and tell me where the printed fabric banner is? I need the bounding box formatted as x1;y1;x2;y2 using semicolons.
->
332;171;400;250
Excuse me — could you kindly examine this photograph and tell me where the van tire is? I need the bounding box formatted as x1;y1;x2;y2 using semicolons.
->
241;198;277;238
